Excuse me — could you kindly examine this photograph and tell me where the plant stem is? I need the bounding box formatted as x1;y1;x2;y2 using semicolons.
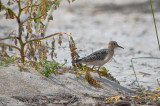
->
0;37;17;41
0;43;21;51
149;0;160;50
21;15;43;25
131;59;141;89
25;32;67;44
17;0;25;63
21;5;38;11
17;0;21;19
44;5;55;32
20;44;25;63
36;0;41;33
131;57;160;94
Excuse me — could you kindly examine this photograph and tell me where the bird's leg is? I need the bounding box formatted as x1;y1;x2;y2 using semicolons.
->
97;66;101;78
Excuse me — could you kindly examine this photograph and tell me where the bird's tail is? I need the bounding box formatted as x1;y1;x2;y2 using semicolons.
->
72;59;82;63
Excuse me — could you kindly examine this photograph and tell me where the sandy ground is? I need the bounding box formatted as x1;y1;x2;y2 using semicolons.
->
45;0;160;90
0;0;160;92
0;65;135;105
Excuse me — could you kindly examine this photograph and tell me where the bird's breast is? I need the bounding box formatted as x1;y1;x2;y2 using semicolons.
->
104;53;113;62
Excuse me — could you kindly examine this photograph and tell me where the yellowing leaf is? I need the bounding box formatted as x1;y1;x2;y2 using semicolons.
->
84;69;102;88
7;9;14;19
12;52;20;59
58;34;62;46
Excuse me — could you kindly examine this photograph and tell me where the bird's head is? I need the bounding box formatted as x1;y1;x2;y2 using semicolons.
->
108;41;124;50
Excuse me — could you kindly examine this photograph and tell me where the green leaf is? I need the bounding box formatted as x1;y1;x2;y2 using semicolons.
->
19;68;22;72
52;67;56;75
44;66;49;77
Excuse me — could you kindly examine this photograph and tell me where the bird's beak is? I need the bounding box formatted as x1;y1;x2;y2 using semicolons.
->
118;45;124;49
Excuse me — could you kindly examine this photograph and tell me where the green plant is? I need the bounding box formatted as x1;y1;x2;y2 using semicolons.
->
0;0;76;64
19;68;23;72
130;0;160;93
73;65;119;87
100;67;120;84
0;57;16;66
0;0;83;80
150;0;160;50
35;57;65;77
0;0;119;88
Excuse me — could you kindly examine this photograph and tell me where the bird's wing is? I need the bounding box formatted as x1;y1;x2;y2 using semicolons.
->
81;49;108;62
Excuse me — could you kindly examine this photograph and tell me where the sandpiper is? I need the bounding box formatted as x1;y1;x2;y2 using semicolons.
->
72;41;124;77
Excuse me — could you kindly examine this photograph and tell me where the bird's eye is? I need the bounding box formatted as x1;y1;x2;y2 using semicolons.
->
114;43;116;45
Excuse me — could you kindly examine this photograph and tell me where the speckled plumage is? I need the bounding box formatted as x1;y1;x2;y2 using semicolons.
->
82;49;109;62
72;41;123;67
79;49;114;66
